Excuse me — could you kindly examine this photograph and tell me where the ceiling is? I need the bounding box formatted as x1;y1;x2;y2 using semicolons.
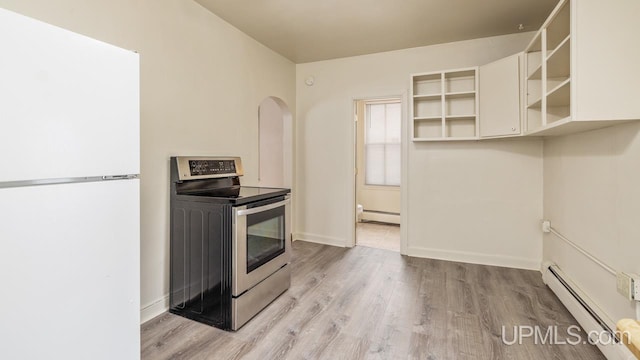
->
194;0;558;63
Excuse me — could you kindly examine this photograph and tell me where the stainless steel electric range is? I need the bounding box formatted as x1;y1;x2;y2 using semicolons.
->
169;156;291;330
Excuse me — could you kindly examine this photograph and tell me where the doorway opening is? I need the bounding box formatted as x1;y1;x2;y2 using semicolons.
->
258;96;293;188
354;98;402;252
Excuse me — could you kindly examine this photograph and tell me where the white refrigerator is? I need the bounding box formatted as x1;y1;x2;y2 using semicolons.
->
0;7;140;359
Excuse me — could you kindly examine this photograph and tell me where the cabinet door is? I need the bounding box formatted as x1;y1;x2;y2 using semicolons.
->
479;53;521;138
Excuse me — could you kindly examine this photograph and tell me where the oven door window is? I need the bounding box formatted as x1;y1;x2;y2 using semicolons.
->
246;205;285;273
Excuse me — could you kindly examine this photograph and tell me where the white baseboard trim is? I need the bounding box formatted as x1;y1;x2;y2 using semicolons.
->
360;212;400;224
293;232;346;247
407;246;540;270
140;294;169;324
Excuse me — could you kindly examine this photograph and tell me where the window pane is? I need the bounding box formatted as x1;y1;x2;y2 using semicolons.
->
365;144;385;185
385;144;401;186
363;100;401;186
366;104;385;144
246;207;285;272
385;103;401;143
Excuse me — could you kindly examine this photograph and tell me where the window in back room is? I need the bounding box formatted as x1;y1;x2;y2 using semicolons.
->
364;101;401;187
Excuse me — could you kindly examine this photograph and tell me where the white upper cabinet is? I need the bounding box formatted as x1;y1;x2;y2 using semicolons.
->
411;0;640;142
524;0;640;136
411;68;479;141
479;53;522;138
410;57;521;141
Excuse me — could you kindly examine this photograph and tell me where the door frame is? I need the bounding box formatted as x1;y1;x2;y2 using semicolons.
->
347;91;408;255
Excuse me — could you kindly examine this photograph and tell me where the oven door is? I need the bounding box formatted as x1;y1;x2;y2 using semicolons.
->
232;195;291;296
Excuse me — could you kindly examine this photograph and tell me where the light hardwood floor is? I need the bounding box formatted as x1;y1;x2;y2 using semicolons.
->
142;241;605;360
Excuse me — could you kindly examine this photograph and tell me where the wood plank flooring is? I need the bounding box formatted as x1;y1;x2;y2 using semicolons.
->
141;241;605;359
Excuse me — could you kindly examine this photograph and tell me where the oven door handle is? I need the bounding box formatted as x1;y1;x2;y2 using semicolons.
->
235;198;290;216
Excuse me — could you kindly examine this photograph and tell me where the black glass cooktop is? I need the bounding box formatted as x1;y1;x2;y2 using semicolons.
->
178;186;289;205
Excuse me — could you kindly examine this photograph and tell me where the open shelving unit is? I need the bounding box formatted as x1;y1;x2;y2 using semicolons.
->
410;0;640;140
411;68;478;141
412;73;442;139
524;0;571;133
525;33;544;131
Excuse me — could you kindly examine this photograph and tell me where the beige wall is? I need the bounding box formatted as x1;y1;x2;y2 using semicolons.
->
543;122;640;322
295;33;544;269
0;0;296;322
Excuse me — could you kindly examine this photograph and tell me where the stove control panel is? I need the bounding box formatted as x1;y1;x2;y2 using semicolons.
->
175;156;244;180
188;159;236;176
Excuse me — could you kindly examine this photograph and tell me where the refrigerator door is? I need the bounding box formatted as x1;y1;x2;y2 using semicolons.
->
0;179;140;359
0;8;139;182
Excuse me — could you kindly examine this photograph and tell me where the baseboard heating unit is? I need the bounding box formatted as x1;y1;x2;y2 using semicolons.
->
542;262;636;359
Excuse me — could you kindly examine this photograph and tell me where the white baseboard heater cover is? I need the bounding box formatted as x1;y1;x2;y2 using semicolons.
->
542;263;636;360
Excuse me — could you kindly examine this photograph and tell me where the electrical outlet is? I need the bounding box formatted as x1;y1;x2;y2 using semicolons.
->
617;272;640;301
617;272;633;300
542;220;551;233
